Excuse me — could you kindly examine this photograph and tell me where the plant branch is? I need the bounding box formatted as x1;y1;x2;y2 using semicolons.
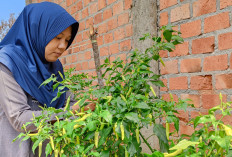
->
89;25;104;89
139;131;154;153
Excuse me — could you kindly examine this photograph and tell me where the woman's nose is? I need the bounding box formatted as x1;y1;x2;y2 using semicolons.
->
58;40;67;50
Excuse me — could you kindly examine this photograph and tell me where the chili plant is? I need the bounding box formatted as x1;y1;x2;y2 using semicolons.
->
14;25;192;157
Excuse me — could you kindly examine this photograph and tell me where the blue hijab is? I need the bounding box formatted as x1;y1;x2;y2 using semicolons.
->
0;2;79;108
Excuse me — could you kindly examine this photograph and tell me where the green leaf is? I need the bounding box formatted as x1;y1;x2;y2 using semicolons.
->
100;110;112;124
89;152;100;157
134;102;150;109
163;30;172;42
83;144;94;154
125;112;140;123
87;120;98;131
45;143;52;157
100;150;110;157
153;124;169;152
169;139;199;150
99;127;112;146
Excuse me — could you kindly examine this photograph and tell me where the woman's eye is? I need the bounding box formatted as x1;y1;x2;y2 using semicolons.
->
56;37;61;39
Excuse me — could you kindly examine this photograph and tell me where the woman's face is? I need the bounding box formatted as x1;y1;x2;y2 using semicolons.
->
45;26;72;62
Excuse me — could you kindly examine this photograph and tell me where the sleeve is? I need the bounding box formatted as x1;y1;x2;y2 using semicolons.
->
0;63;44;132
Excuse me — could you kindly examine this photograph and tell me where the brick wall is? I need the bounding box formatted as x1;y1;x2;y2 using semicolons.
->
159;0;232;134
31;0;133;77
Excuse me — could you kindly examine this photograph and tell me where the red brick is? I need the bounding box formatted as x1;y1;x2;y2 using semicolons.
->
190;110;208;119
162;94;178;102
220;0;232;9
125;24;133;37
180;58;201;73
217;115;232;126
160;78;168;91
97;35;103;46
218;32;232;50
113;1;123;15
190;75;212;90
179;121;194;135
104;33;113;44
215;74;232;89
108;0;117;5
176;110;189;123
171;3;190;22
109;43;119;54
98;0;106;10
117;53;127;61
82;61;88;70
159;50;168;58
203;54;228;72
120;39;131;51
82;7;89;19
75;33;83;43
202;94;226;109
86;17;93;28
98;22;108;34
66;0;72;7
100;46;109;56
160;0;178;10
114;27;126;41
71;55;77;63
204;12;230;33
193;0;216;17
160;60;178;75
75;12;82;21
71;5;77;14
89;60;95;69
84;51;91;60
192;37;215;54
103;8;112;20
125;0;132;10
78;21;85;31
180;20;201;38
170;42;189;57
169;76;188;90
89;2;98;14
107;17;118;31
94;13;103;24
83;0;91;7
181;94;201;108
159;12;168;26
118;13;129;26
76;1;83;11
77;53;84;61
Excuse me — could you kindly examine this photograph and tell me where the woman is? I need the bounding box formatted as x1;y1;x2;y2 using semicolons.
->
0;2;84;157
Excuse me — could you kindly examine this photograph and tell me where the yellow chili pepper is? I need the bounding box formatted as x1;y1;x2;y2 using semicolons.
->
164;149;182;157
120;94;127;103
150;85;156;97
54;149;59;157
39;141;42;157
125;148;128;157
49;136;54;150
74;113;92;123
64;96;71;111
73;99;82;107
63;128;66;135
28;133;38;136
76;136;80;145
136;128;140;143
95;131;99;148
120;123;125;140
126;87;132;97
166;122;170;140
74;124;81;129
113;123;119;140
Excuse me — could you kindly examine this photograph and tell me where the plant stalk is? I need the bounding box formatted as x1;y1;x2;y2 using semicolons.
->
139;131;154;153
